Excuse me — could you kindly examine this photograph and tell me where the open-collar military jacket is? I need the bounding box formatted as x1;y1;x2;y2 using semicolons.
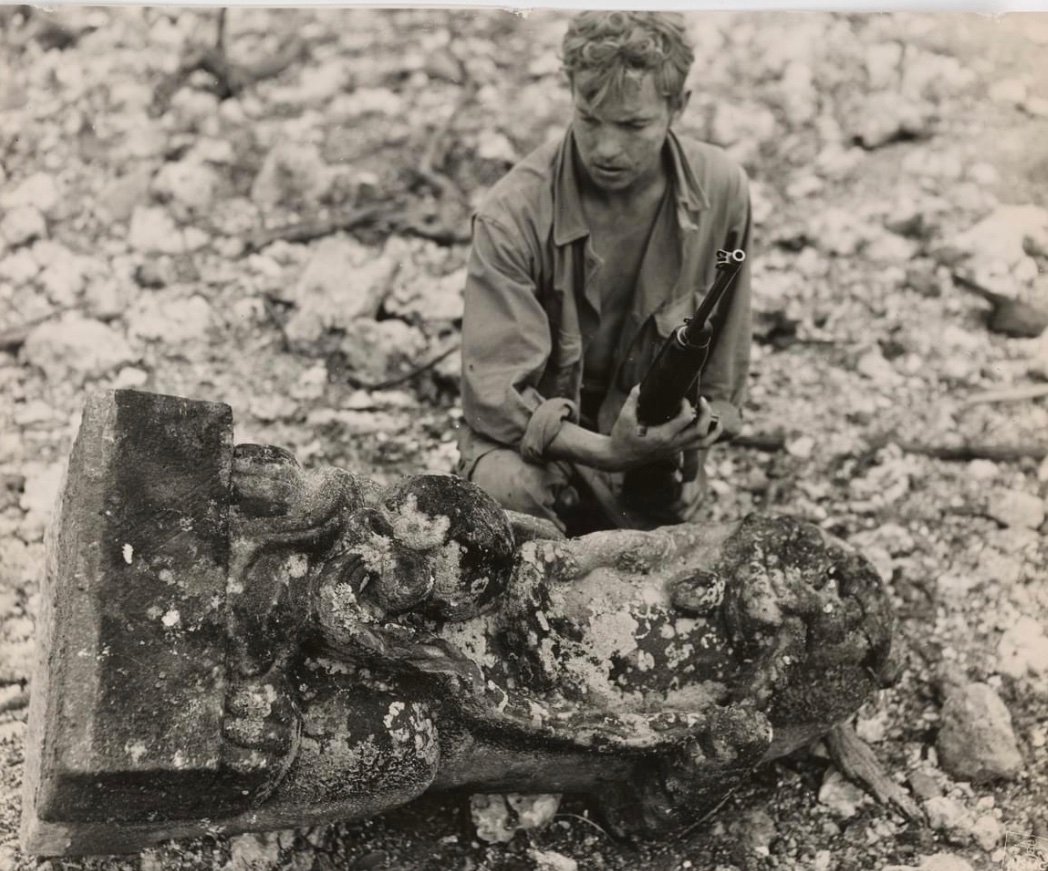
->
458;128;752;478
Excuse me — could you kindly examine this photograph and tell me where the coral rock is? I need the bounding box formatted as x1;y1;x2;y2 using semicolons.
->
937;682;1022;783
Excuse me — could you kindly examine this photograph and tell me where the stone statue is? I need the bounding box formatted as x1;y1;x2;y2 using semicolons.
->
21;390;901;856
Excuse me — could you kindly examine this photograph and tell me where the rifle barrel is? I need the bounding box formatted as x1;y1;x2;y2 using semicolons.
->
680;249;746;346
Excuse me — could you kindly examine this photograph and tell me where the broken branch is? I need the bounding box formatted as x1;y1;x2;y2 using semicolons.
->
826;724;924;824
962;383;1048;407
243;204;395;254
415;78;479;196
345;342;460;392
895;441;1047;463
152;10;307;116
730;431;788;452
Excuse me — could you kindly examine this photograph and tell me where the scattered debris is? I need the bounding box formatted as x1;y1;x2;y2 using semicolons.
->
997;616;1048;679
936;682;1023;782
826;725;923;823
470;793;561;844
0;9;1046;871
19;313;137;386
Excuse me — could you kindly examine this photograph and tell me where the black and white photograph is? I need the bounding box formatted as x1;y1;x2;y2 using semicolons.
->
0;7;1047;871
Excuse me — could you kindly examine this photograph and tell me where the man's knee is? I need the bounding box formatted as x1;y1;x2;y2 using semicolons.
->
466;450;572;524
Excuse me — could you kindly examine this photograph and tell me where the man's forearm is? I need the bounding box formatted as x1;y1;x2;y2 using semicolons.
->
545;421;619;472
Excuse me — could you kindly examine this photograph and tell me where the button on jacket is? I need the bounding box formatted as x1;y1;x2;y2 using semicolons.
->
458;128;752;479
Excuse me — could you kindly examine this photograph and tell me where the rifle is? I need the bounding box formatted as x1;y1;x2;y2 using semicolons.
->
567;242;747;531
636;243;747;429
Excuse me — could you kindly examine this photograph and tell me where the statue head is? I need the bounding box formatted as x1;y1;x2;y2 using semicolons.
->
377;475;518;621
324;475;518;624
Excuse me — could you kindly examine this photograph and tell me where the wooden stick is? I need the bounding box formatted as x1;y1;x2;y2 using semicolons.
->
415;77;479;197
730;432;787;452
344;343;461;392
896;441;1048;463
826;724;924;824
243;204;394;253
152;24;306;115
215;8;227;51
962;383;1048;407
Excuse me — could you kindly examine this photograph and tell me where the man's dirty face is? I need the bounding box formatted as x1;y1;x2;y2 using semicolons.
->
571;72;680;195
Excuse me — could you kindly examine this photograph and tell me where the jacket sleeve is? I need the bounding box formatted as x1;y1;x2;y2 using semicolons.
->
460;213;578;461
700;165;752;439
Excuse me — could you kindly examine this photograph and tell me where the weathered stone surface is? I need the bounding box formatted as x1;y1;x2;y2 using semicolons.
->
269;61;351;107
845;93;933;149
924;796;975;845
150;159;221;216
989;78;1027;105
818;768;867;818
284;238;397;349
34;244;92;306
950;206;1048;275
529;849;578;871
907;769;943;801
23;390;897;855
0;204;47;246
21;390;242;855
986;489;1045;530
936;682;1022;782
20;313;136;386
893;855;973;871
128;206;209;254
997;615;1048;679
125;290;216;345
387;266;466;324
0;171;61;217
709;101;777;165
337;319;428;382
471;793;560;844
0;247;40;284
971;813;1002;850
83;274;136;322
99;165;154;224
250;143;328;210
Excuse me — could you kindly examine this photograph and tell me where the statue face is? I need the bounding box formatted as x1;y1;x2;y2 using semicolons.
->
377;476;517;621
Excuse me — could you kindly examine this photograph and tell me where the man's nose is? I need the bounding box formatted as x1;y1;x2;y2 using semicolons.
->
592;128;624;162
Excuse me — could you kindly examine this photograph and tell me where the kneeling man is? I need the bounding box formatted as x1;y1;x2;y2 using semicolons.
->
458;11;752;533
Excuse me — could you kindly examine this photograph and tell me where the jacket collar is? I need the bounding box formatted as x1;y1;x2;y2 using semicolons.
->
551;128;711;247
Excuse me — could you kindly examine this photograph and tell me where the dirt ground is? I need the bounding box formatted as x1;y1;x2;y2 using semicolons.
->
1;8;1047;871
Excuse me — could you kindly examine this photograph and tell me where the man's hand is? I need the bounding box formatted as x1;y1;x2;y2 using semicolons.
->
607;386;723;472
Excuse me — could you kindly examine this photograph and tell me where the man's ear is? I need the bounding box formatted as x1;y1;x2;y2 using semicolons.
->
671;89;692;124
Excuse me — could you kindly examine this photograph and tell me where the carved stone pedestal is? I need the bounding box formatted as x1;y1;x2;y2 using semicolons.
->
22;390;896;856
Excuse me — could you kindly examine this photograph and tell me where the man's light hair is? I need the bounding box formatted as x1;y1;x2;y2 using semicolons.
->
562;12;695;111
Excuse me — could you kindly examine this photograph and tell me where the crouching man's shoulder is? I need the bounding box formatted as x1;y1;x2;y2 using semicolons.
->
673;134;750;202
473;139;562;233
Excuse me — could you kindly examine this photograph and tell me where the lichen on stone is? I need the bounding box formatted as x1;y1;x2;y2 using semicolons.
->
383;493;451;551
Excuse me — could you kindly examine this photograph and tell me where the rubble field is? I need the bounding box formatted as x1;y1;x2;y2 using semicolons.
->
1;8;1047;871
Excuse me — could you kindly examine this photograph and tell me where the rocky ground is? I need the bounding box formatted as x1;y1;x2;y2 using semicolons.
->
2;7;1048;871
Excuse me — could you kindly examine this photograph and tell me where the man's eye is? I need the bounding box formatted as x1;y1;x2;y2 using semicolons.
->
626;122;648;130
